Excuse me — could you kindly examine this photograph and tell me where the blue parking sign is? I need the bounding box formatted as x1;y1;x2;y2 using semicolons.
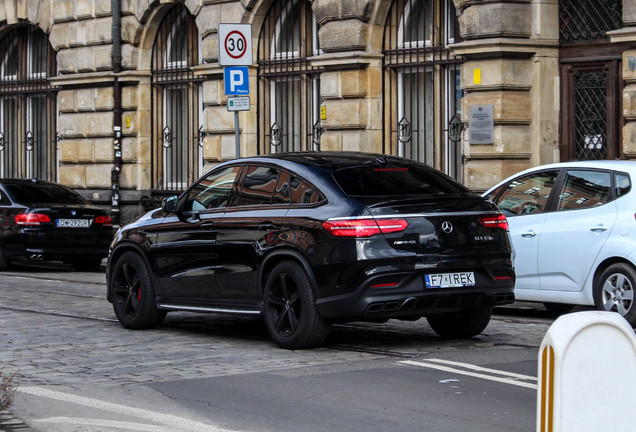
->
224;67;249;95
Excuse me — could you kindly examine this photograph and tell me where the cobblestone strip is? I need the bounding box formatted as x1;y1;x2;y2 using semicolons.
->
0;411;31;431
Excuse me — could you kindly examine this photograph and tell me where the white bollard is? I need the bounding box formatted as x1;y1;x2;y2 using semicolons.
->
537;311;636;432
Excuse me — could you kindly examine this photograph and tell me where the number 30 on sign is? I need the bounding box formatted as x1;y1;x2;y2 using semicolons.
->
218;23;253;66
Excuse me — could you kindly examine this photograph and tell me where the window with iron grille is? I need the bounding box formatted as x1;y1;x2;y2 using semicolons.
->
559;1;624;162
383;0;463;180
151;6;204;192
258;0;322;154
574;70;609;160
0;26;57;180
559;0;622;42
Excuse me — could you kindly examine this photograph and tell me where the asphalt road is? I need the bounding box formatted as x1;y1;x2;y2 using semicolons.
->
0;261;568;432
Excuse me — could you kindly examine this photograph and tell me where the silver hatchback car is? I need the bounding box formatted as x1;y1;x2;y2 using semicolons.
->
483;160;636;326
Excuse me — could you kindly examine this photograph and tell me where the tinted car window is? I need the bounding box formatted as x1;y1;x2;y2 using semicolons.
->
235;166;280;206
4;182;88;205
185;166;242;211
615;172;631;197
556;170;611;211
273;170;290;204
289;175;325;204
333;161;470;196
494;170;559;215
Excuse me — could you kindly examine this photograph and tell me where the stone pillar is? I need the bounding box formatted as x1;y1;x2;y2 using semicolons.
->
452;0;560;191
49;0;115;196
197;1;248;164
312;0;383;153
610;0;636;158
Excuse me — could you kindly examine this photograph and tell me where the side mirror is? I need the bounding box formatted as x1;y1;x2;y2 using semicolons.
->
161;195;179;213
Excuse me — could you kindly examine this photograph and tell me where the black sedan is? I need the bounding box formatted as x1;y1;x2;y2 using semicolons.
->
106;152;515;349
0;179;113;271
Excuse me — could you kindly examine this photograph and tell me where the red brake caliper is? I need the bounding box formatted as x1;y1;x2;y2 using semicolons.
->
136;285;141;302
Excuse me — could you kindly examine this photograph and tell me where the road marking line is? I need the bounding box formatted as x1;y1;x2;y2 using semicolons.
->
423;358;537;381
18;386;236;432
398;360;538;390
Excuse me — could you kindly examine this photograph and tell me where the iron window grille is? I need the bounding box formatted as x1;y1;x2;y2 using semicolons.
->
574;70;609;160
151;5;204;192
0;26;57;180
383;0;463;180
257;0;322;154
559;0;622;42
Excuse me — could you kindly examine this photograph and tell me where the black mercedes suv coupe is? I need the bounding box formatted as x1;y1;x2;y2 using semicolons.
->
106;152;515;349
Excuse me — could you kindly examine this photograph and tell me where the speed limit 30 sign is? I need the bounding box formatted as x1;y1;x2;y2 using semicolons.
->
218;23;253;66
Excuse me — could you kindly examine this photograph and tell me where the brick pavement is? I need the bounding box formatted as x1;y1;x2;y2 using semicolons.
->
0;262;553;431
0;262;553;387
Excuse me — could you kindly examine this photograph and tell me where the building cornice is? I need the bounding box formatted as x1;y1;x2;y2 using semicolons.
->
451;38;558;59
607;27;636;44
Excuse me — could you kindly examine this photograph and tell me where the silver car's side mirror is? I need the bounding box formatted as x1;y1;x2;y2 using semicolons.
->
161;195;179;213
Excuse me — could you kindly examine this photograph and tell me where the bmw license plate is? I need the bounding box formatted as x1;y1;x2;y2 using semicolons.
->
425;272;475;289
56;218;91;228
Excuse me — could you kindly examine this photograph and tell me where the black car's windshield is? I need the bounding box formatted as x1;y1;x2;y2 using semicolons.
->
5;182;89;205
333;161;471;197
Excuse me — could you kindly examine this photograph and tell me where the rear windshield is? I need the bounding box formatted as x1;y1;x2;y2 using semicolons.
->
333;161;472;197
4;182;88;205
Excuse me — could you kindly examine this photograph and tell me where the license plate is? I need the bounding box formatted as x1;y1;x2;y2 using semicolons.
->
425;272;475;289
56;218;91;228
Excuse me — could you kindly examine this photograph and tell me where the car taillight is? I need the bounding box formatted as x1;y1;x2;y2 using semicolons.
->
322;218;408;237
94;215;113;227
15;212;51;226
479;214;509;231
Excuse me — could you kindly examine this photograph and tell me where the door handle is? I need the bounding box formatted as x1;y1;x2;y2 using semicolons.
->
521;230;537;238
258;222;274;231
201;222;215;231
590;225;608;233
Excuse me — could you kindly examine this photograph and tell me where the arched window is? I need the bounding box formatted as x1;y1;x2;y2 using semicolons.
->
151;5;203;191
258;0;322;153
0;26;57;180
384;0;462;180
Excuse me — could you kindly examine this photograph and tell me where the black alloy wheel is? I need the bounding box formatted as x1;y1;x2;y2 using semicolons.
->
426;306;493;338
110;251;166;329
263;261;330;349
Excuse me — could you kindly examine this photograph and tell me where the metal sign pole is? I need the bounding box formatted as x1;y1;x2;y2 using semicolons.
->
227;96;250;159
235;111;240;158
219;23;252;160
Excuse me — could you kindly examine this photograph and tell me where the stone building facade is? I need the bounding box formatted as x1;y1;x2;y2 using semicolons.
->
0;0;633;224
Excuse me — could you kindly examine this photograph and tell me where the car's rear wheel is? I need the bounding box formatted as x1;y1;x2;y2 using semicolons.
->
426;307;492;338
263;261;330;349
110;251;166;329
594;263;636;326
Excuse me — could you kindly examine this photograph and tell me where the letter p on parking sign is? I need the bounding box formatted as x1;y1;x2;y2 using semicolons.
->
224;67;249;95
